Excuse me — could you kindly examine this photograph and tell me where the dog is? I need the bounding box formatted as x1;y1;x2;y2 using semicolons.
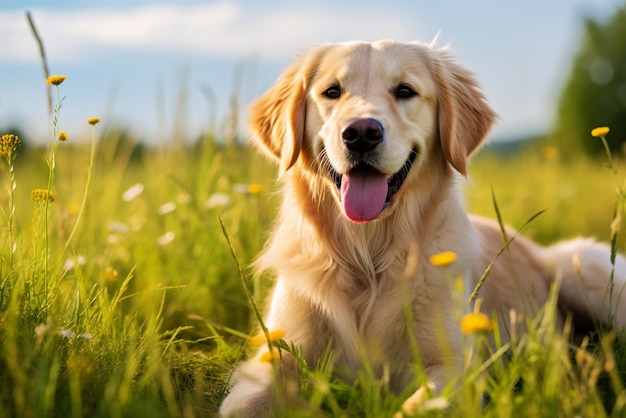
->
219;40;626;417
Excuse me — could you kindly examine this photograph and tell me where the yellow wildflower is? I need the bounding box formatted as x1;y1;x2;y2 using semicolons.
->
67;204;80;215
429;251;457;267
46;75;67;86
104;266;119;282
59;130;69;142
87;117;100;126
460;312;493;336
591;126;610;138
31;189;56;204
541;145;558;160
249;329;285;347
0;134;20;157
248;184;263;194
259;347;281;363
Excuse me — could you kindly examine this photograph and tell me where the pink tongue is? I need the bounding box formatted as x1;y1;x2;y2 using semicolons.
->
340;167;388;223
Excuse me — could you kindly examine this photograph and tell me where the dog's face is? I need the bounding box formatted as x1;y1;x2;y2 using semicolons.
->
250;41;495;223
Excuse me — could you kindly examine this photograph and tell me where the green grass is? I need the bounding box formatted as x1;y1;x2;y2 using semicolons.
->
2;92;626;417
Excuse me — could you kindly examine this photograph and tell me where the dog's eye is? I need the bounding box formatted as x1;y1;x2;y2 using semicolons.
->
322;86;342;99
394;84;418;100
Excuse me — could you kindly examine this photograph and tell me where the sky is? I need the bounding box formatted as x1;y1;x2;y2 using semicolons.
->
0;0;624;145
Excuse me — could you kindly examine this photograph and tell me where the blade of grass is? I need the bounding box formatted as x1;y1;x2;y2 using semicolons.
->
469;189;546;304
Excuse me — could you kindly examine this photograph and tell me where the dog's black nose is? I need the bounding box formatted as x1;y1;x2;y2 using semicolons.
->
342;118;384;152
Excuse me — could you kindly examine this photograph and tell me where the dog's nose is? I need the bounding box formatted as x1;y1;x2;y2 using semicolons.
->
341;118;384;152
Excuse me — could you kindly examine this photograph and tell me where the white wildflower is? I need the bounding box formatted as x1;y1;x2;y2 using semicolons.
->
158;201;177;215
157;231;175;246
122;183;144;201
59;329;76;339
233;184;249;194
63;255;86;272
205;193;230;209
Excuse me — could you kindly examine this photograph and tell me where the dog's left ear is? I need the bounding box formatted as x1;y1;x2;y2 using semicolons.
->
431;50;496;176
250;45;331;174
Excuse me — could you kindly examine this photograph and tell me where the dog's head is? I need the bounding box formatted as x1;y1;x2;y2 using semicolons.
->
250;41;496;223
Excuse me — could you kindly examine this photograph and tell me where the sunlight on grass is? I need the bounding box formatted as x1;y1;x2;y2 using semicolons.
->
1;12;626;418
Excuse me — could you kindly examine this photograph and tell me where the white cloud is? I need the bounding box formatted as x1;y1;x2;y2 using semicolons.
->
1;2;415;63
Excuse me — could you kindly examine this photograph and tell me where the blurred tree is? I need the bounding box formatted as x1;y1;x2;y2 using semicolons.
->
553;4;626;157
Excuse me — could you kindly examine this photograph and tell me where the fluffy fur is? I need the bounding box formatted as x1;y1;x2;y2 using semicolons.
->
219;40;626;418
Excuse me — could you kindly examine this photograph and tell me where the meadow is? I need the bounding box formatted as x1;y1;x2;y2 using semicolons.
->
1;77;626;418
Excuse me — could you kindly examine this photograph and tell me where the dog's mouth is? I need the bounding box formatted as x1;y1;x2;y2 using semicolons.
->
329;149;418;223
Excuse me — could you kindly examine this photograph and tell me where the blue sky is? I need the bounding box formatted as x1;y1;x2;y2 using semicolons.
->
0;0;623;144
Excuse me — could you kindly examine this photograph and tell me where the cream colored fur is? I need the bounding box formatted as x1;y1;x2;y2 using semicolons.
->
219;40;626;418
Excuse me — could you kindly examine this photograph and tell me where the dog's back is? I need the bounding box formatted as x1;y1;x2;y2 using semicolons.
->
470;215;626;341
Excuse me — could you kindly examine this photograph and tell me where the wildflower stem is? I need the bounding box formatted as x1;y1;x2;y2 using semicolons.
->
7;154;16;269
44;84;62;301
63;123;97;255
597;133;622;327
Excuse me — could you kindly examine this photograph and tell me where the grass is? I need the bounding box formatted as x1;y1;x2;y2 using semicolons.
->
2;79;626;418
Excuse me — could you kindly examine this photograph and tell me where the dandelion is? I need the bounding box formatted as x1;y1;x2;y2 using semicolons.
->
591;126;610;138
104;266;119;282
248;184;263;194
249;329;285;347
31;188;56;204
0;133;21;157
460;312;493;336
86;117;100;126
122;183;144;201
429;251;457;267
58;130;69;141
46;75;67;85
259;347;281;363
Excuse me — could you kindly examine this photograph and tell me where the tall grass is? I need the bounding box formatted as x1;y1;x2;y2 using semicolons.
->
2;113;626;416
0;100;278;416
2;22;626;416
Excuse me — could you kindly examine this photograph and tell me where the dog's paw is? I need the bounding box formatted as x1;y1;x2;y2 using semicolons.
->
219;385;273;418
392;386;428;418
219;361;274;418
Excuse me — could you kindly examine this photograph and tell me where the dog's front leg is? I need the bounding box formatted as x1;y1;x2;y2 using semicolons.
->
219;358;276;418
220;279;323;417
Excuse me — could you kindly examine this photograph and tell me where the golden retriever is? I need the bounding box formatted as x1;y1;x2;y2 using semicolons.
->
219;40;626;417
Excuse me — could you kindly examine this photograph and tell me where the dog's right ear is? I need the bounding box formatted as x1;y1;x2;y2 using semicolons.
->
430;49;497;176
249;46;330;174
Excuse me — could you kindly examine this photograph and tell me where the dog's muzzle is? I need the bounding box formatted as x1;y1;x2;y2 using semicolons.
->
329;149;418;223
